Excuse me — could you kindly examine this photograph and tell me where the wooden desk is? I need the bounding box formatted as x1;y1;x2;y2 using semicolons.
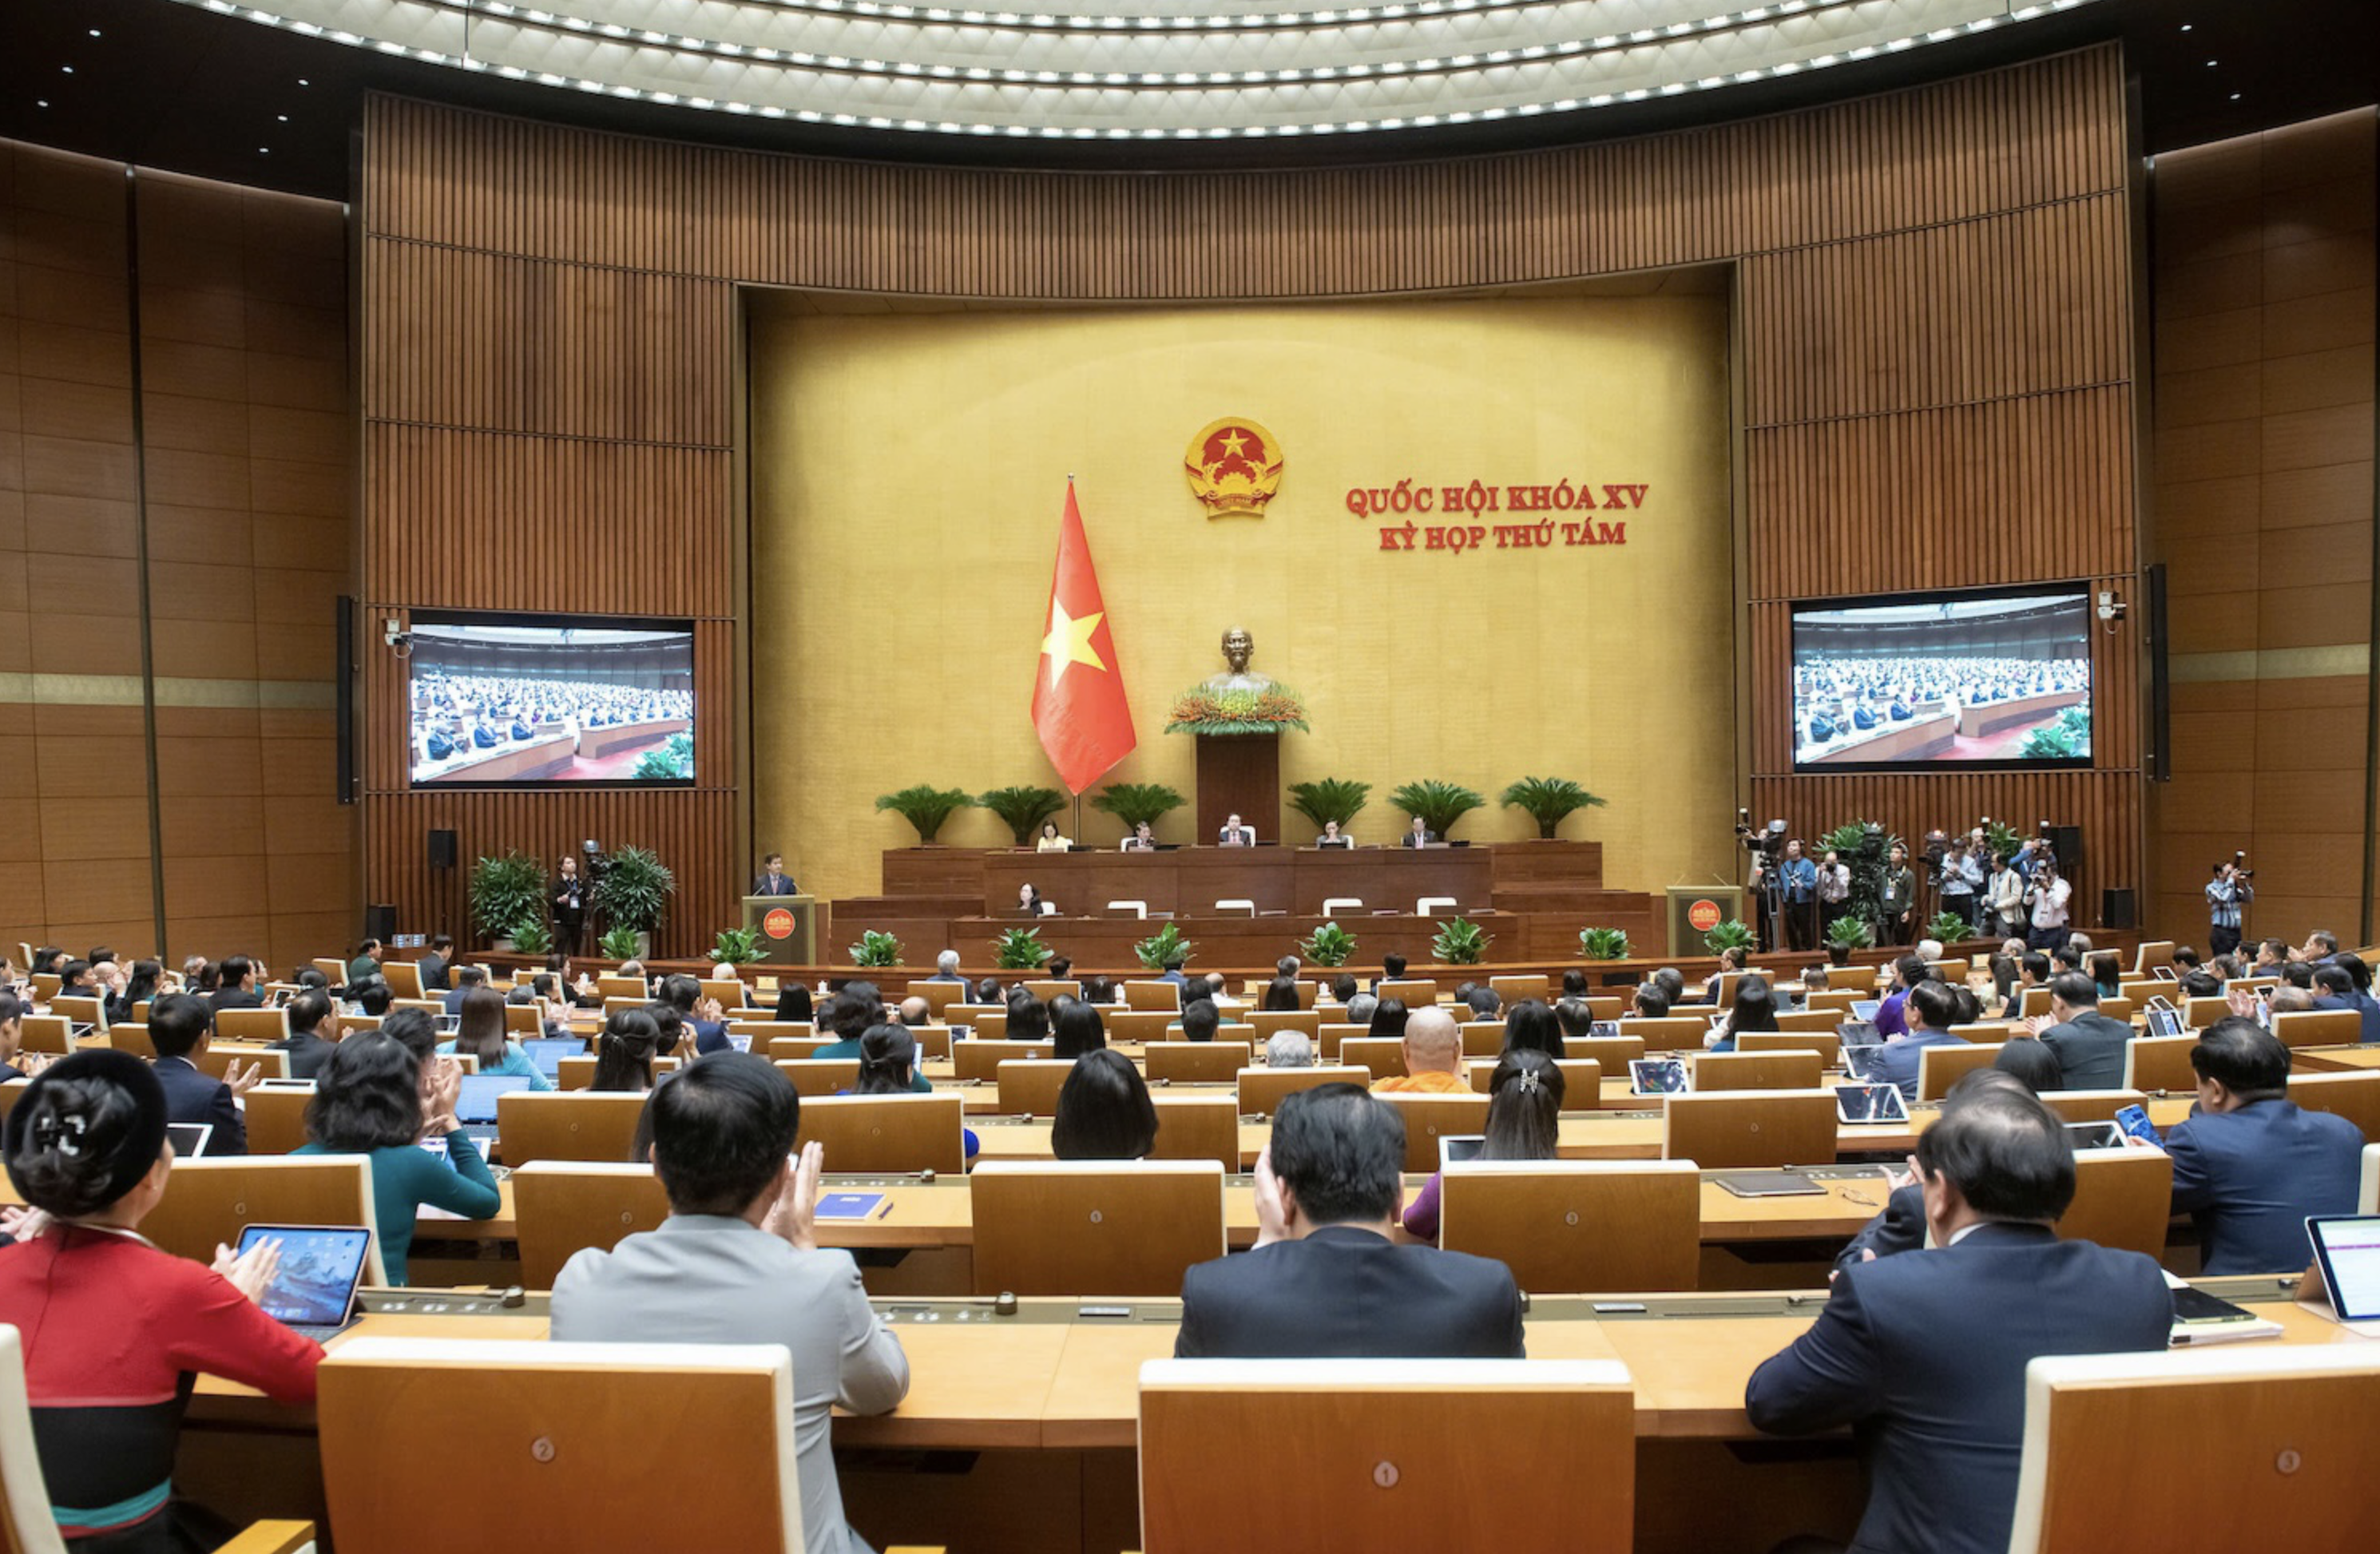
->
2294;1044;2380;1073
1806;712;1955;765
426;734;576;783
577;716;691;761
978;846;1497;918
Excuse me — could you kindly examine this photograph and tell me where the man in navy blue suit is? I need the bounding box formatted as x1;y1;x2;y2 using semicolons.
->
148;992;255;1155
1747;1077;2171;1554
1862;981;1969;1105
2311;960;2380;1045
2153;1018;2364;1275
1175;1084;1523;1358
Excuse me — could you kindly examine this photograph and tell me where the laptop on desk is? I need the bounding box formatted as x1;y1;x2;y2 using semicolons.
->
518;1037;582;1083
2304;1216;2380;1338
453;1072;534;1155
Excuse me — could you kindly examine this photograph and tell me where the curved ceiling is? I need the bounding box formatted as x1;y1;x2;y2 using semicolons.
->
180;0;2106;138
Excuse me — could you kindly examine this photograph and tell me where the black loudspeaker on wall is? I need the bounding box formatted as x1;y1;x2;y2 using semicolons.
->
2046;825;2083;874
364;903;397;942
427;829;458;871
335;595;357;805
2101;889;2137;931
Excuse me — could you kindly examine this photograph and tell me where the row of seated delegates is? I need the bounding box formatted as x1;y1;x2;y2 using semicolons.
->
0;1053;324;1548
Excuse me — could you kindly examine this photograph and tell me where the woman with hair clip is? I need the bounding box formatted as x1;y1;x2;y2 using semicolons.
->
1707;974;1783;1054
589;1008;663;1094
0;1051;320;1549
1400;1049;1566;1242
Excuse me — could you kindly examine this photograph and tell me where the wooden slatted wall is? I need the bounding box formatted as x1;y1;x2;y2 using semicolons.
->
360;44;2141;948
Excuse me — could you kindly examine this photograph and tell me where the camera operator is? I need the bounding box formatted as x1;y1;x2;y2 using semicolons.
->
1816;847;1851;937
2024;853;2073;951
1736;814;1794;954
2206;857;2253;958
1778;839;1819;951
1879;840;1918;946
1937;836;1982;935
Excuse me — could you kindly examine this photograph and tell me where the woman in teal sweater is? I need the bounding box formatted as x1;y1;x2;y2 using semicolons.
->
436;985;554;1088
294;1033;500;1285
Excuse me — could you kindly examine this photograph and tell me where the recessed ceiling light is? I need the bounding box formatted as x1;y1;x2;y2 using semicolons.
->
2205;59;2217;66
298;78;311;86
2229;93;2241;101
60;65;73;74
36;99;48;109
2179;22;2191;30
277;114;289;121
89;28;101;37
259;146;271;154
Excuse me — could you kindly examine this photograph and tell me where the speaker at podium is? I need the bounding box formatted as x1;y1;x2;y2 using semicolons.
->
743;894;817;965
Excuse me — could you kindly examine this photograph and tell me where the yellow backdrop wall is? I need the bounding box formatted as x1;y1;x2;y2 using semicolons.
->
751;291;1736;906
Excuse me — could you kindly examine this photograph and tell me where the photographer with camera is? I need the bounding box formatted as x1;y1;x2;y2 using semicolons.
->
1880;841;1918;946
2206;857;2253;958
1738;812;1790;954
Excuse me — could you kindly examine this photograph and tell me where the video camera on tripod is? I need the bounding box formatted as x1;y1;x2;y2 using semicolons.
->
1736;808;1787;862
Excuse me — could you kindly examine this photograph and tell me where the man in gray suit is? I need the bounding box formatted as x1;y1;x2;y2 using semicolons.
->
551;1053;909;1554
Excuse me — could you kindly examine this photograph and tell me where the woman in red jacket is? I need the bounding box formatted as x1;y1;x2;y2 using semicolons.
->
0;1051;321;1549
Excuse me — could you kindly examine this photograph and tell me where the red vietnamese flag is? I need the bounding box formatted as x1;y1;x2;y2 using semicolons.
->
1032;482;1136;795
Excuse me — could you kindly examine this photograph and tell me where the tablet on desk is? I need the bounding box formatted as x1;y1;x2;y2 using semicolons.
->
519;1037;581;1080
165;1122;212;1159
1628;1057;1688;1096
2065;1120;2124;1149
1841;1045;1885;1081
1438;1135;1486;1167
2144;1006;2188;1040
1834;1084;1908;1124
2306;1216;2380;1336
238;1223;373;1343
1849;1001;1882;1023
1588;1021;1621;1041
1716;1171;1827;1199
1838;1020;1883;1049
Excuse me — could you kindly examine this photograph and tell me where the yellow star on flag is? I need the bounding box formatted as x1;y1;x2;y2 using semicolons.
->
1041;600;1107;688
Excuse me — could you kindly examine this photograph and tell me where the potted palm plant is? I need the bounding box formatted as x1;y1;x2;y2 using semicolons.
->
1500;776;1607;840
1090;782;1186;836
875;786;974;845
1431;918;1492;965
1286;778;1371;835
1391;780;1486;842
589;846;676;961
978;785;1068;846
468;850;546;951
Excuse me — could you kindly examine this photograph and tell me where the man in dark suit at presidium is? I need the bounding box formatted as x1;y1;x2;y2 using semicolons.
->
1743;1078;2172;1554
1172;1084;1523;1358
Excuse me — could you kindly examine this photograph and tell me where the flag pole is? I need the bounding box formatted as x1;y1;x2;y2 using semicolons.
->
1067;473;1081;845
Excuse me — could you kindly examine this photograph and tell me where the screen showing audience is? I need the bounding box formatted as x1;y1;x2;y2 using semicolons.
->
407;614;696;787
1790;588;2091;771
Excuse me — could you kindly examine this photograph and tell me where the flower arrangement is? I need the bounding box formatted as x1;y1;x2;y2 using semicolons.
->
1164;685;1310;735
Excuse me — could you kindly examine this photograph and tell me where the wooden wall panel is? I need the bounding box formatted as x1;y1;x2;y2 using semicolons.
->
360;43;2145;950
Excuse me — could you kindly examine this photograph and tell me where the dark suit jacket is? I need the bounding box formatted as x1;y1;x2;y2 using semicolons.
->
1747;1223;2171;1554
752;874;799;897
2164;1098;2365;1275
1398;831;1438;849
1174;1225;1524;1359
1832;1182;1925;1275
2040;1010;2132;1089
207;988;263;1014
153;1055;246;1155
269;1030;335;1081
419;954;450;992
2314;991;2380;1045
442;988;474;1017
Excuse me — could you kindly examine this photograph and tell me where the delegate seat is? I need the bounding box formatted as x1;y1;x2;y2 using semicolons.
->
2007;1346;2380;1553
1376;979;1442;1009
795;1093;969;1175
1147;1093;1243;1171
495;1092;649;1167
1122;980;1183;1013
950;1038;1049;1083
1137;1358;1633;1554
971;1160;1225;1297
1338;1037;1406;1082
2273;1009;2362;1050
1916;1042;2005;1103
1142;1041;1252;1084
1562;1036;1646;1075
2288;1071;2380;1148
1237;1066;1370;1118
1454;1021;1508;1058
143;1156;387;1285
1248;1009;1320;1041
1489;974;1549;1005
1695;1050;1825;1092
1662;1091;1839;1171
2038;1090;2148;1126
2057;1147;2174;1258
2123;1034;2199;1092
1377;1093;1493;1171
764;1038;832;1062
994;1059;1073;1116
242;1084;315;1155
512;1160;670;1287
1737;1029;1842;1067
772;1059;862;1098
1437;1160;1700;1292
216;1008;292;1045
1620;1017;1707;1053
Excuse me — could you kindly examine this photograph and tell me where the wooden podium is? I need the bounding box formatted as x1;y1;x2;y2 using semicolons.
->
743;894;817;965
1664;886;1745;958
1194;734;1281;843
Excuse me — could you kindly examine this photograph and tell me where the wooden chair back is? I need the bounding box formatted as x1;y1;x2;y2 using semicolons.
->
764;1038;832;1062
2007;1346;2380;1553
512;1161;671;1287
1377;1093;1493;1172
2130;939;2177;975
732;1021;815;1044
1315;1022;1365;1060
2184;996;2227;1029
16;1017;72;1057
1695;1050;1825;1092
1024;979;1078;1004
1466;1058;1602;1100
797;1094;967;1175
1123;980;1183;1013
2037;1089;2148;1125
243;1085;315;1155
145;1156;385;1284
1106;1010;1175;1045
2097;997;2136;1028
2274;1009;2363;1050
216;1007;292;1044
1237;1066;1370;1117
952;1039;1050;1083
2059;1147;2175;1257
907;981;969;1017
1339;1037;1406;1082
106;1021;155;1060
26;977;58;1005
1137;1358;1634;1554
594;976;648;1000
1439;1160;1700;1292
1736;1029;1841;1067
1454;1021;1506;1058
1620;1017;1707;1053
966;1009;1010;1041
1489;974;1549;1005
995;1060;1073;1116
50;997;105;1033
1773;1009;1841;1036
970;1160;1225;1297
1143;1041;1251;1084
1662;1091;1839;1170
1564;1036;1645;1074
1248;1009;1320;1040
1916;1042;2005;1102
2124;1035;2199;1092
2363;1142;2379;1213
1805;989;1861;1014
1376;979;1441;1009
772;1060;862;1098
1148;1094;1243;1171
502;1003;541;1036
495;1092;650;1166
698;978;749;1010
379;962;423;999
193;1045;288;1081
2289;1072;2380;1148
319;1337;801;1553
